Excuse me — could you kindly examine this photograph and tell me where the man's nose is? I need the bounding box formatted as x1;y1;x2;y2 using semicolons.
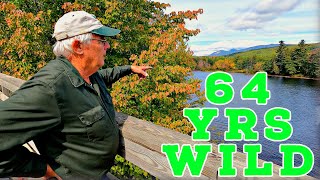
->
104;42;110;51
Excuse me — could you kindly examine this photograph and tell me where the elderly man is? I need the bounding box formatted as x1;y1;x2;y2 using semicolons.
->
0;11;151;179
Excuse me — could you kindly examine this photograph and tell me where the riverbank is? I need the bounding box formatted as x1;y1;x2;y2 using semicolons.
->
266;74;320;81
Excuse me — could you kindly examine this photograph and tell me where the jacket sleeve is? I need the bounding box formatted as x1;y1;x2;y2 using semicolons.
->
0;81;61;177
98;65;132;86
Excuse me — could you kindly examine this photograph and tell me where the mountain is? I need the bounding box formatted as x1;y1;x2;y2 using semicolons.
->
209;44;279;56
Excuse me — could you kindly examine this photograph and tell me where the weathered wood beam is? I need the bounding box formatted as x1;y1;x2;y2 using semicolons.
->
0;91;8;101
0;73;25;95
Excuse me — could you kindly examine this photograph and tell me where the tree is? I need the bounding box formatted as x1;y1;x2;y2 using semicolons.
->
290;39;308;75
262;59;274;74
6;0;75;45
212;59;235;71
0;2;53;79
275;40;288;75
305;48;320;78
111;24;205;134
100;0;163;67
0;1;107;79
284;58;297;75
253;62;264;72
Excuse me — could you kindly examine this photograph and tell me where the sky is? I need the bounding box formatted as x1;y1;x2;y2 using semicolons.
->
156;0;320;56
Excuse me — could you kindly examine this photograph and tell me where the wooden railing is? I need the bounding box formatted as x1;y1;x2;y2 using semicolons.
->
0;73;316;180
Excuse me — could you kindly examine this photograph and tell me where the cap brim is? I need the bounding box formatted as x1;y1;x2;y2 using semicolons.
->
91;26;120;37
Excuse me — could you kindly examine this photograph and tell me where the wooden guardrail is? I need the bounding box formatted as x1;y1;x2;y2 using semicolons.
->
0;73;316;180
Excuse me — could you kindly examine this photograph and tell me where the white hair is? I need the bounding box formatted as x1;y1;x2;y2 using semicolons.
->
53;33;93;57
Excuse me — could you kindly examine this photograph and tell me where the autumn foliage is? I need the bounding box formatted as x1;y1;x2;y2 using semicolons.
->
213;59;236;71
112;27;205;133
0;1;205;179
0;2;53;79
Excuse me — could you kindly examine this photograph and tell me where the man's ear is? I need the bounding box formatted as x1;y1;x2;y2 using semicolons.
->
71;40;84;55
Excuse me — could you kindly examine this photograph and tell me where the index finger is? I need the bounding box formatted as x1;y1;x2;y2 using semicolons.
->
142;66;153;70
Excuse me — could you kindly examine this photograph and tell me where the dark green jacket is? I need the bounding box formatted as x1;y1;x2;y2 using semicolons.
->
0;56;132;179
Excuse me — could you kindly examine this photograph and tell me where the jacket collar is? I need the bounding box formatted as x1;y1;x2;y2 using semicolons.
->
57;56;85;87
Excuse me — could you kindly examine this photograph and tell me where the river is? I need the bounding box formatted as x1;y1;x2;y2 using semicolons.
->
192;71;320;178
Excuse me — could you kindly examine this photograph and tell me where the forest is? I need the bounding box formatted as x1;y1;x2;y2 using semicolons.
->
193;41;320;79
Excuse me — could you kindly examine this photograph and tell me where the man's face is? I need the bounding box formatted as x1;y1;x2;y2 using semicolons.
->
83;34;110;70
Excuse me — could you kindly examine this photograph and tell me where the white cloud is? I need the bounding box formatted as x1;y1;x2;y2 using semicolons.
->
227;0;303;30
255;0;302;13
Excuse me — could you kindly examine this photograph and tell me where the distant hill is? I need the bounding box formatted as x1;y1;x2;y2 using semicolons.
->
227;43;319;61
209;44;279;56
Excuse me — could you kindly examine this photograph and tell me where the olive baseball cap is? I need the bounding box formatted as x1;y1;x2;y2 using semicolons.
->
53;11;120;41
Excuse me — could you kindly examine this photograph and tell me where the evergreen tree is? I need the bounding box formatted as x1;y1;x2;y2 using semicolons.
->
284;57;297;75
290;39;308;75
275;40;288;75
